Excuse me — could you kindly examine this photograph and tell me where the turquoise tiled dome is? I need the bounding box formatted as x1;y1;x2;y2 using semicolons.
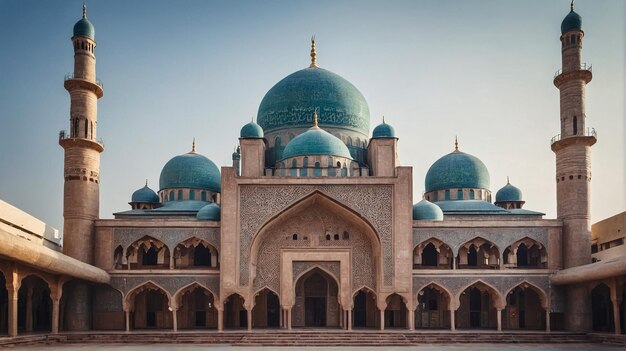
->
197;203;221;221
561;9;582;34
73;17;95;40
372;121;396;138
257;67;370;135
425;150;490;192
240;121;264;138
159;152;221;192
495;182;522;202
281;125;352;160
131;184;159;203
413;200;444;221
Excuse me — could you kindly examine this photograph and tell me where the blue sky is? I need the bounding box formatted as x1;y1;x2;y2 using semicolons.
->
0;0;623;234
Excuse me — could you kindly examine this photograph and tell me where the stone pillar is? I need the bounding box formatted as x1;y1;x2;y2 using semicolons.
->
7;285;18;337
217;308;224;332
287;308;292;330
211;254;217;268
25;285;33;332
279;308;284;328
172;308;178;332
496;309;502;331
610;288;622;334
52;298;60;334
347;309;352;331
380;309;385;330
247;308;252;331
546;311;551;332
169;258;175;270
408;309;415;330
450;309;456;331
125;310;130;332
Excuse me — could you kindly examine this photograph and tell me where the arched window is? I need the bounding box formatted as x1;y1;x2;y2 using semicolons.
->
301;157;309;176
516;243;529;266
325;234;331;241
445;190;450;201
292;234;298;240
201;191;207;201
334;234;340;240
84;119;88;138
343;231;349;240
573;116;578;135
189;190;195;200
467;246;478;266
193;243;211;266
178;189;183;200
313;162;322;176
422;243;438;267
457;189;463;200
470;190;475;200
169;191;174;201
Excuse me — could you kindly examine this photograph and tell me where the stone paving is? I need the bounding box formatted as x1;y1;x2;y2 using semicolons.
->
9;344;624;351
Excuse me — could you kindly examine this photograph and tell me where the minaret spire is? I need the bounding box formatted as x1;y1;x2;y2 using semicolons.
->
309;36;318;68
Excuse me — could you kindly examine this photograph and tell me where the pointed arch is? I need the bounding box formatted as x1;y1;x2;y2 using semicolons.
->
173;281;218;308
503;237;546;269
352;285;376;299
174;282;217;329
415;281;453;309
414;238;453;269
415;282;452;329
124;280;172;311
455;279;504;310
173;237;219;269
352;285;378;329
456;237;500;269
503;281;547;330
252;287;281;328
503;281;548;310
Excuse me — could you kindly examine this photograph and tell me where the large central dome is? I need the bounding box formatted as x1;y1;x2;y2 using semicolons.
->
257;67;370;135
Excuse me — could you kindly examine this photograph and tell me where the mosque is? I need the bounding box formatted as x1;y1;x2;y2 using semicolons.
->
0;3;624;341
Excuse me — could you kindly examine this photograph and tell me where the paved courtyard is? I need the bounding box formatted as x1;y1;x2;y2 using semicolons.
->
10;345;624;350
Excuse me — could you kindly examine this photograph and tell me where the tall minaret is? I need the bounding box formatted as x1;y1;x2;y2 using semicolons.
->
58;3;103;330
552;2;595;331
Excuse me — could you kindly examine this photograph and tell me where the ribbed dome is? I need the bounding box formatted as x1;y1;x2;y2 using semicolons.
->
561;9;582;34
257;67;370;135
425;150;490;192
197;203;221;221
73;17;95;40
281;125;352;161
413;200;444;221
495;182;523;202
240;121;264;138
159;152;221;192
372;121;396;139
131;184;159;203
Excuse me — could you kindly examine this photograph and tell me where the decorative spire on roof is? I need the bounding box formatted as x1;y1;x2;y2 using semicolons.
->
310;36;318;68
191;138;196;153
570;0;574;11
382;116;386;124
145;179;148;187
454;136;459;151
507;176;510;184
83;1;87;18
312;110;319;128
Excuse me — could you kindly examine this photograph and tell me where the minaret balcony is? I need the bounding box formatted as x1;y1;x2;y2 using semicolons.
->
550;127;597;152
554;63;592;87
59;130;104;152
64;73;103;98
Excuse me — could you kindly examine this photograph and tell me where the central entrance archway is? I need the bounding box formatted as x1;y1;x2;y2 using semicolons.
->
293;268;339;328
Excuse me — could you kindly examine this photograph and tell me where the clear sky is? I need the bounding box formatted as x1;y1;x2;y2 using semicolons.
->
0;0;624;234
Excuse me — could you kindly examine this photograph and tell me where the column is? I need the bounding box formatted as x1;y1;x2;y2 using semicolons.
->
169;258;175;270
452;257;456;270
545;311;551;332
279;308;283;328
408;309;414;331
450;309;455;331
380;309;385;330
247;308;252;331
51;298;60;334
347;309;352;331
610;279;622;335
217;308;224;332
287;308;292;330
496;309;502;331
172;308;178;332
125;310;130;332
7;286;18;337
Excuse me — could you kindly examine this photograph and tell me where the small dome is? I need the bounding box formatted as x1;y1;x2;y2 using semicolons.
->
372;121;396;139
257;67;370;136
561;9;582;34
131;183;159;203
73;17;95;40
281;124;352;160
197;203;221;221
240;121;264;138
413;200;444;221
159;151;221;192
425;149;490;193
495;182;523;202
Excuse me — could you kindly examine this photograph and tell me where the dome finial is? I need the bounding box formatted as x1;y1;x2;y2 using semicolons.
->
191;138;196;153
310;36;318;68
145;179;148;187
312;109;319;128
454;136;459;151
507;176;510;184
83;0;87;18
570;0;574;11
382;115;386;124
